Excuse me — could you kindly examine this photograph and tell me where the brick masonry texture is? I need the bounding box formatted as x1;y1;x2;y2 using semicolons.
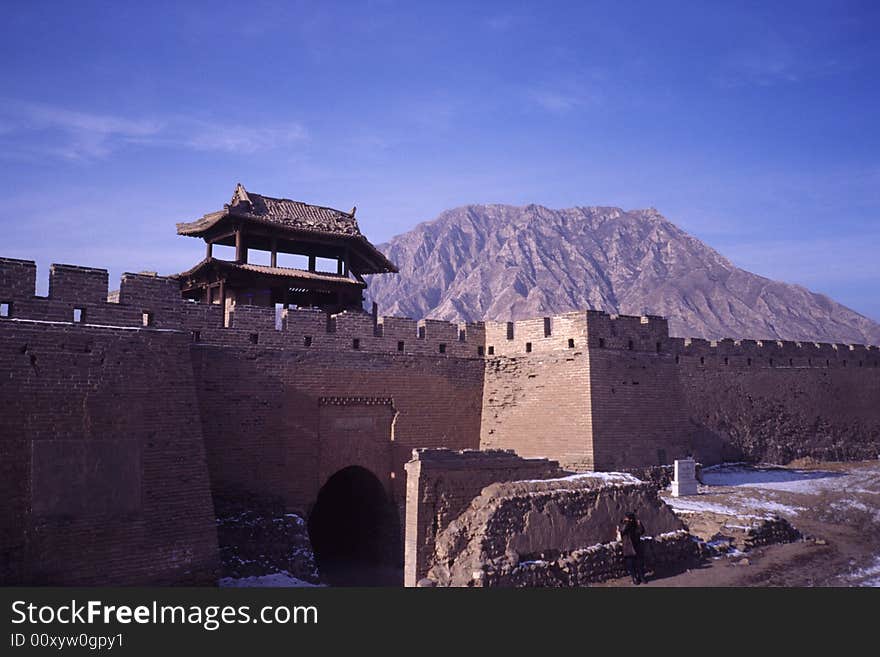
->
1;257;879;584
481;311;880;468
0;321;218;585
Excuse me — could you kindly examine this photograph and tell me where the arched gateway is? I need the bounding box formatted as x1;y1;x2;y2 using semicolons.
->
307;466;402;586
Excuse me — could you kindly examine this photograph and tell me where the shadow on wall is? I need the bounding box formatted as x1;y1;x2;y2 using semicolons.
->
307;466;402;586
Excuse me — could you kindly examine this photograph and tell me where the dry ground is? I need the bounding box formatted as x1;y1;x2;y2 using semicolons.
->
598;459;880;587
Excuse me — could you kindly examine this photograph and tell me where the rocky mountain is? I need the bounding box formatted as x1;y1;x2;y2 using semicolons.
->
366;204;880;344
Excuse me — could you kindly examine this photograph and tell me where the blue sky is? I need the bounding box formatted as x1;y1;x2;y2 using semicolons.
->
1;1;878;319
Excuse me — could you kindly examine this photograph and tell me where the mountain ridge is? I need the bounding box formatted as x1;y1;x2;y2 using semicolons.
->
366;203;880;345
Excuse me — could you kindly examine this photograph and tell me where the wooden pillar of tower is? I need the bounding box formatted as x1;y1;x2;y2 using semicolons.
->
235;229;245;264
271;238;278;268
219;280;227;327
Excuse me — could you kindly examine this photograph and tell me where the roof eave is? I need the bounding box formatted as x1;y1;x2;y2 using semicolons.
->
176;210;229;236
174;257;367;288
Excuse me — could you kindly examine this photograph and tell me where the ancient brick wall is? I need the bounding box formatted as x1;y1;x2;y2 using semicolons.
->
480;312;695;471
583;313;693;470
4;254;880;586
672;338;880;463
188;322;486;516
0;262;219;585
481;311;880;469
0;258;488;584
480;313;595;469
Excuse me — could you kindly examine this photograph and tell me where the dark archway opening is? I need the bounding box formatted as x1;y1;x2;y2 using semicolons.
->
307;466;402;586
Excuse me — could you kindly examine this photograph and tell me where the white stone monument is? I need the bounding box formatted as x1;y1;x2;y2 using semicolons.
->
672;458;698;497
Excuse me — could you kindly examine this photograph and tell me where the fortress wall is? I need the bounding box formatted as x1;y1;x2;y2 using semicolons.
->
480;312;690;471
4;256;880;585
479;352;595;470
0;320;218;585
189;341;486;515
186;300;488;514
672;341;880;463
0;260;486;358
480;313;594;469
481;309;880;469
0;260;488;526
579;313;693;469
212;306;487;358
584;348;694;470
484;311;587;356
584;312;671;351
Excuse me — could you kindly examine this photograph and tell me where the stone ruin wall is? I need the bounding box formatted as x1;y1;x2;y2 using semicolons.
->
404;449;695;587
403;449;563;586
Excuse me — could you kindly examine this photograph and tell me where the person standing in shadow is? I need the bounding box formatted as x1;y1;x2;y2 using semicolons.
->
617;511;647;585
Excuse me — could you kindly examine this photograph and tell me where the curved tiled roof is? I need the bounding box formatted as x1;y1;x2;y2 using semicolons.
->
177;183;361;237
238;192;361;236
175;184;398;274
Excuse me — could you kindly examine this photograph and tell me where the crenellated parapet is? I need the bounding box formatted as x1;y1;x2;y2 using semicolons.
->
0;257;486;358
484;311;589;356
480;305;879;367
0;257;37;300
669;336;880;368
2;256;878;366
485;311;674;356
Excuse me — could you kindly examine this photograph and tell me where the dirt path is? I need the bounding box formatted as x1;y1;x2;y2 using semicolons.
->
599;460;880;587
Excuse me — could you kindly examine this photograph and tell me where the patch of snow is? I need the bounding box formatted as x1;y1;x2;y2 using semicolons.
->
701;466;839;492
702;464;880;496
523;471;642;485
832;500;870;513
653;530;690;540
663;498;743;515
746;500;804;516
845;556;880;587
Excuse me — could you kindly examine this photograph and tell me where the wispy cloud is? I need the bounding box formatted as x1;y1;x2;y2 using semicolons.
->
529;89;587;114
0;100;307;160
527;81;602;115
713;29;858;89
144;119;308;155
